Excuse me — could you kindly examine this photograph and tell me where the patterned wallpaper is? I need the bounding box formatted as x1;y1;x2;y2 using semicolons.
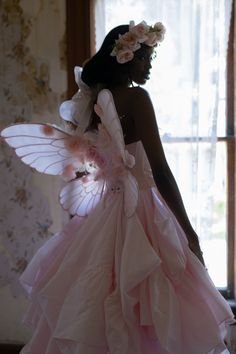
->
0;0;67;298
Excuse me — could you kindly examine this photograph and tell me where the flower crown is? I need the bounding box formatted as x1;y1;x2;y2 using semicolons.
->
110;20;166;64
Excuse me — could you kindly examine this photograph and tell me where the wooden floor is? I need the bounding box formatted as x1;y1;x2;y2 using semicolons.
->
0;344;24;354
0;341;235;353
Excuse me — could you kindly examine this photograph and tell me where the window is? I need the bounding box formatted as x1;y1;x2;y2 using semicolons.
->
66;0;235;297
94;0;235;295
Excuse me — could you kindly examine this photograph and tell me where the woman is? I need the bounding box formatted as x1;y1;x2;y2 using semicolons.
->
81;23;205;266
2;21;234;354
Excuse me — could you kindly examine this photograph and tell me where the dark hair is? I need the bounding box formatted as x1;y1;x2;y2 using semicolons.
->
81;25;131;87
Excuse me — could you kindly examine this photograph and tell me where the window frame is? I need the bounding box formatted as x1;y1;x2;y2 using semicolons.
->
225;0;235;300
65;0;94;98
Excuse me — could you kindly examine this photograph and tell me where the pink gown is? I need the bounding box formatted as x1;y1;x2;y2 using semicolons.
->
2;89;234;354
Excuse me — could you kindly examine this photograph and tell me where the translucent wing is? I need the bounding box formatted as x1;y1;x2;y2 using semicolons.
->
60;176;106;216
94;89;138;217
1;123;84;176
124;172;139;217
95;89;126;163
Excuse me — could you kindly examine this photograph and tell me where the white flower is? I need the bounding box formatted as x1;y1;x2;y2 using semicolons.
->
110;20;166;64
118;32;141;51
129;21;149;39
144;32;158;47
116;49;134;64
156;32;165;42
154;22;166;33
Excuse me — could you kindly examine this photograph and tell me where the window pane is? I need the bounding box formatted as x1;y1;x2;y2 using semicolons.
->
95;0;231;289
97;0;229;138
163;141;227;287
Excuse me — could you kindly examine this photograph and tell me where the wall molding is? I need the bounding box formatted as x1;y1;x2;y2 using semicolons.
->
0;343;24;353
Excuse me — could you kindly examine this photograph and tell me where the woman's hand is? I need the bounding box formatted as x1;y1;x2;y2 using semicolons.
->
187;233;205;267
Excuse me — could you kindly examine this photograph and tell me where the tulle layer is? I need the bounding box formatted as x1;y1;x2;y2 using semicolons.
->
20;188;234;354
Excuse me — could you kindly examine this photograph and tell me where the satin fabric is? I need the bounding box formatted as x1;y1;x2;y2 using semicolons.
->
20;141;234;354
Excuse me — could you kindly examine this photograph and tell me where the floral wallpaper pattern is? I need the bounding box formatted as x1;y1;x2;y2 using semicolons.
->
0;143;52;295
0;0;66;297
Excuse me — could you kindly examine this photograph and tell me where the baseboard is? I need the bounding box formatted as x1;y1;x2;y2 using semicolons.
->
0;343;24;354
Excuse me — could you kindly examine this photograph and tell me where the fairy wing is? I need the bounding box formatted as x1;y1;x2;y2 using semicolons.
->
94;89;138;217
60;175;106;216
94;89;126;162
124;172;139;218
1;123;105;216
1;123;84;176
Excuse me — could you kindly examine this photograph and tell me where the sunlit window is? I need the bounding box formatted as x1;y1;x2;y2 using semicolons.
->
94;0;233;290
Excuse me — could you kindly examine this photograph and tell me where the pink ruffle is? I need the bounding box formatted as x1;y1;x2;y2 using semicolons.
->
19;187;234;354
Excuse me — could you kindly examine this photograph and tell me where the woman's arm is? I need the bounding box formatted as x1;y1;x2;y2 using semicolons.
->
132;87;205;265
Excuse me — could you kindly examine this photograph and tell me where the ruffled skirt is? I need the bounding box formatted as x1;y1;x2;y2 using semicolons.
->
20;187;234;354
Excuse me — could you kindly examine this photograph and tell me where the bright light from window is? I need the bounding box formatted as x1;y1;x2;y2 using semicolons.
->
95;0;230;288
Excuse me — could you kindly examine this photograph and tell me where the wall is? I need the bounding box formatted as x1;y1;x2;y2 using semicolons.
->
0;0;67;344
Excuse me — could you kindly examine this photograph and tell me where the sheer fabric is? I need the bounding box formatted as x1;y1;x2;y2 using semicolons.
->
94;0;233;287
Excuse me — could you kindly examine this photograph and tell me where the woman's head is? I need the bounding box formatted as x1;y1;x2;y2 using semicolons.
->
81;25;130;87
81;21;165;88
128;45;155;85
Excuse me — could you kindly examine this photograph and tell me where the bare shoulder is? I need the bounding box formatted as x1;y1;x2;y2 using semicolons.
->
129;87;154;118
128;86;152;103
109;86;151;106
128;86;155;124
